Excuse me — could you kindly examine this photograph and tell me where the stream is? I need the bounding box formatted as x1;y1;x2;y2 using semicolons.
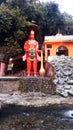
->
0;105;73;130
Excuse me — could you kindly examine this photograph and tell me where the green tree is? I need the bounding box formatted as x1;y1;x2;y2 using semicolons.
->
63;12;73;35
41;2;65;35
0;6;14;45
0;0;73;53
0;4;30;58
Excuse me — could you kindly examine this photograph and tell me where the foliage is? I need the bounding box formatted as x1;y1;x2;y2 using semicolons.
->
40;2;65;35
0;0;73;58
0;39;22;62
0;3;30;57
62;12;73;34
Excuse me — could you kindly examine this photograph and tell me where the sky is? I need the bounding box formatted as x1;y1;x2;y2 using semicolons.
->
40;0;73;16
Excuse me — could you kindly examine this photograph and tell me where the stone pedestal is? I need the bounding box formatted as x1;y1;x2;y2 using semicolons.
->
19;77;56;94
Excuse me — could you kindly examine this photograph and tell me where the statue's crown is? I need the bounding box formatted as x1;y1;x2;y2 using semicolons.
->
30;30;34;34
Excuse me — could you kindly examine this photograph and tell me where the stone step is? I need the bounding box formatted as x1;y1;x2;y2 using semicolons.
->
0;77;56;95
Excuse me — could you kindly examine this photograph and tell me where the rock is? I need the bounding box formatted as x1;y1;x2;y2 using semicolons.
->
57;90;69;97
49;56;73;97
68;90;73;96
63;69;72;76
67;80;73;85
58;78;65;84
64;85;71;90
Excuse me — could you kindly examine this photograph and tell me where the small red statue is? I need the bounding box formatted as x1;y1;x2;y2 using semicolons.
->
24;30;39;77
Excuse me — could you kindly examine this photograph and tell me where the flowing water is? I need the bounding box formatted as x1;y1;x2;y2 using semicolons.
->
0;105;73;130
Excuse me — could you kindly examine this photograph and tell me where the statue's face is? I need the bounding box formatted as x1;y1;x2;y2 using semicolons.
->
29;34;35;40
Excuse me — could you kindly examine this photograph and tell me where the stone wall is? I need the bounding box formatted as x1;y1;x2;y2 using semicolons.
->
0;77;19;93
19;77;56;94
0;77;56;95
49;56;73;97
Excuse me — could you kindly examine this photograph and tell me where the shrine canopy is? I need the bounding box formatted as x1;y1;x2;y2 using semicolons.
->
44;35;73;43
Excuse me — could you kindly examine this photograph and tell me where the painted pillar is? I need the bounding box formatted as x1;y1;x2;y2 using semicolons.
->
45;43;48;61
0;62;6;76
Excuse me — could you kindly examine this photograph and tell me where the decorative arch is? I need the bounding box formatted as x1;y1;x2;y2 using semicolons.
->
56;46;68;56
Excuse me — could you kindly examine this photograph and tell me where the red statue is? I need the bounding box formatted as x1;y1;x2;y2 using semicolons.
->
24;30;40;77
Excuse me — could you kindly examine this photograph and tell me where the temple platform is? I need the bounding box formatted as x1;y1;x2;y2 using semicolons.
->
0;76;56;95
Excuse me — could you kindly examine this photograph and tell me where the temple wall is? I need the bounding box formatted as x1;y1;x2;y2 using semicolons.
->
45;41;73;57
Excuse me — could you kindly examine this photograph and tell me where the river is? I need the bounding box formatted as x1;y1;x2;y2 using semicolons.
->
0;105;73;130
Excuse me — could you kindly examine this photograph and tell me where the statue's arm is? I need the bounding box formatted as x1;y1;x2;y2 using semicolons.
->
24;41;28;52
